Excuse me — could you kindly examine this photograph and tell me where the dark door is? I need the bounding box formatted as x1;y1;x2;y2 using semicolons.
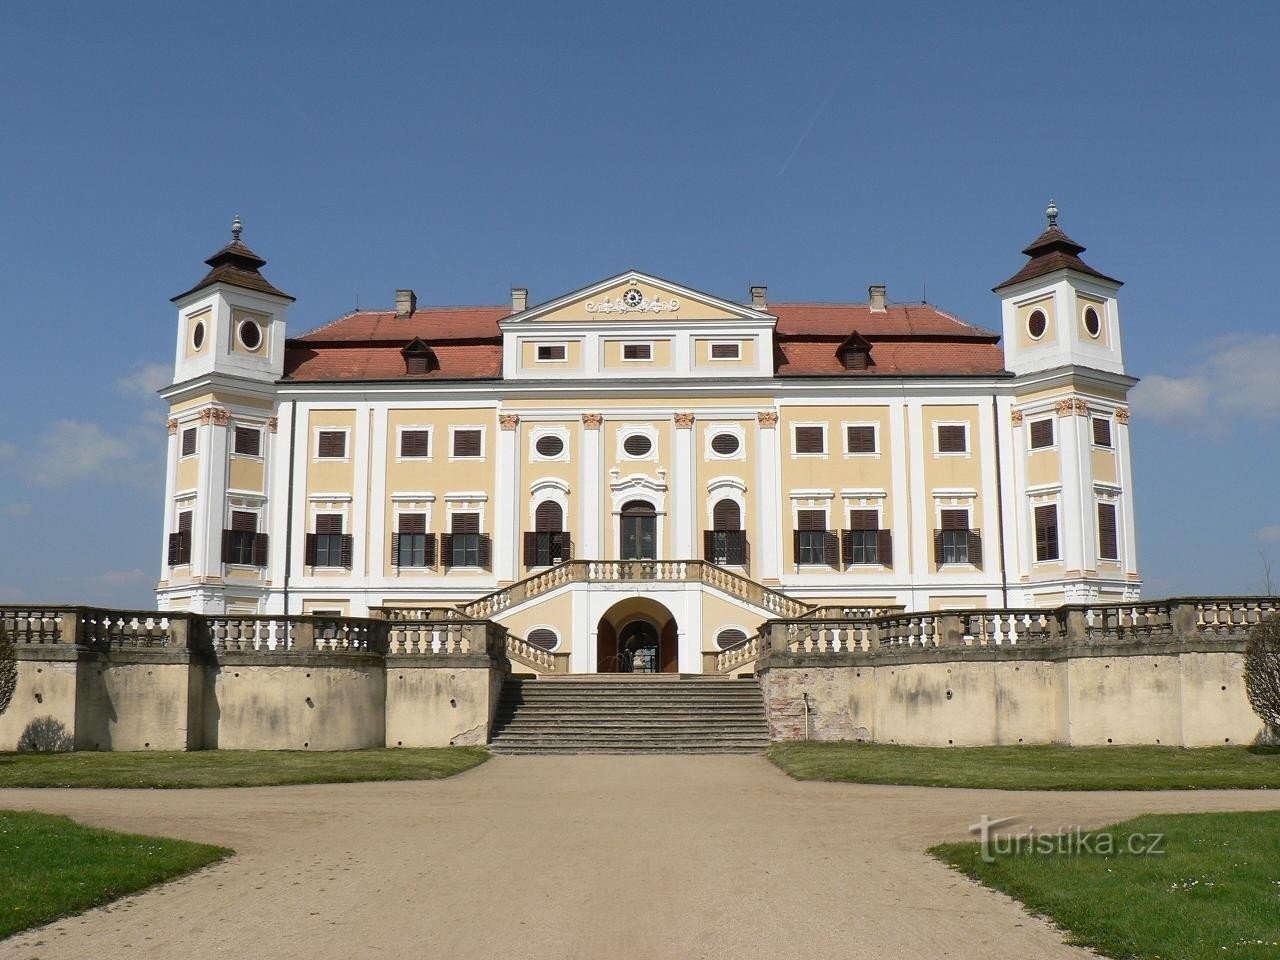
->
618;620;660;673
620;500;657;560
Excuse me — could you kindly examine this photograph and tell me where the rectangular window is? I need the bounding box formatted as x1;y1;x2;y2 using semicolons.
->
1029;419;1054;449
1092;417;1113;448
448;512;481;567
310;513;348;567
181;427;197;457
233;426;261;457
794;509;829;565
844;509;880;564
936;424;968;454
938;509;972;564
1034;504;1060;562
394;513;434;568
537;344;566;362
222;510;264;566
846;425;876;454
622;342;652;361
317;430;346;458
452;429;482;458
1098;503;1120;560
794;426;825;454
168;510;193;566
710;342;740;360
400;429;430;458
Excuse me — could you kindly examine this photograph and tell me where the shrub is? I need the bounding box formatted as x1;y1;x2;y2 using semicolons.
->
0;627;14;717
1243;613;1280;740
17;716;74;753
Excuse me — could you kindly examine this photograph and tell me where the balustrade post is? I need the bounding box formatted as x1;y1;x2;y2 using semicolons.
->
938;613;963;646
1064;607;1089;644
59;608;82;646
169;615;191;650
702;651;720;674
1171;602;1198;641
292;619;316;651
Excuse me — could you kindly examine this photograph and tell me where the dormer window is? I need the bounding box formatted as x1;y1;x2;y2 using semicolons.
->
401;337;438;375
838;331;872;371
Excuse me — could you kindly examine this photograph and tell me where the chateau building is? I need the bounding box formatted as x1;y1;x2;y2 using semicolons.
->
157;205;1141;673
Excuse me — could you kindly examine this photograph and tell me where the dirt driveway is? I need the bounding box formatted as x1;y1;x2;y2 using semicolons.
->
2;755;1278;959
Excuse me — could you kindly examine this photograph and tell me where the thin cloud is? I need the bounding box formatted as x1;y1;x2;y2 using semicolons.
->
115;361;172;397
25;419;134;485
1132;333;1280;428
1;503;32;517
1257;525;1280;544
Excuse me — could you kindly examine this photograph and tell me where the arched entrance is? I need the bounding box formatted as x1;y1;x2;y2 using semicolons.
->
596;598;678;673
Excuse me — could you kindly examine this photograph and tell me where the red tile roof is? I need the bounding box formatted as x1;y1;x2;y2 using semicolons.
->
994;224;1121;290
282;301;1007;382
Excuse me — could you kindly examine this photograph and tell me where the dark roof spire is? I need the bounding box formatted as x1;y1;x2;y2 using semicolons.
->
994;200;1121;291
172;216;294;302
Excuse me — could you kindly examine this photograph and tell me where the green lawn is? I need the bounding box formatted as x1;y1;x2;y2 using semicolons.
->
933;811;1280;959
0;747;489;789
769;742;1280;790
0;811;230;939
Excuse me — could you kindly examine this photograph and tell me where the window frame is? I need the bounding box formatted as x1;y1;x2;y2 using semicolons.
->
1097;501;1121;562
618;427;658;461
180;426;198;459
843;422;879;456
232;424;263;458
1028;418;1055;450
448;512;483;568
794;508;829;566
1033;503;1060;563
935;422;970;456
938;508;972;565
530;427;571;463
449;426;486;461
1091;416;1113;449
708;341;741;361
535;343;568;363
792;423;827;457
311;513;347;568
621;341;653;362
314;428;350;461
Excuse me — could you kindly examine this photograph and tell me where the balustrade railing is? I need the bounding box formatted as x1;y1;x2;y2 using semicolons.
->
77;610;175;649
1;607;68;644
1192;597;1280;640
203;616;295;652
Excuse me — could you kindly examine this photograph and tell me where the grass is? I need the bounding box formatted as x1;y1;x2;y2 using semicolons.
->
769;742;1280;790
0;747;489;789
0;810;230;939
932;811;1280;959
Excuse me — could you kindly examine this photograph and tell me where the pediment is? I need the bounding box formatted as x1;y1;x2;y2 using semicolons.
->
503;271;773;325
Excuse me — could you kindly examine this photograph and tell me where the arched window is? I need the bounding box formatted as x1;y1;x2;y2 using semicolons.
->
535;500;563;532
716;628;748;650
712;498;741;531
525;500;571;568
619;500;657;560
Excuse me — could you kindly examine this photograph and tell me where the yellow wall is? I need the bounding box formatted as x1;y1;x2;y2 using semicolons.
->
228;457;265;493
692;338;755;369
307;409;358;493
529;279;743;323
1077;294;1110;347
496;591;575;653
519;339;584;372
184;308;210;359
601;338;674;369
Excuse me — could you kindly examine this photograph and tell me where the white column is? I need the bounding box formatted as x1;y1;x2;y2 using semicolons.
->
756;411;781;582
679;588;702;673
888;400;910;587
1116;408;1138;585
1009;409;1032;591
266;407;291;614
579;415;603;559
194;407;230;612
158;423;179;596
349;403;371;611
977;396;1001;597
1057;401;1086;574
494;414;520;583
673;413;695;558
906;399;927;608
368;405;389;589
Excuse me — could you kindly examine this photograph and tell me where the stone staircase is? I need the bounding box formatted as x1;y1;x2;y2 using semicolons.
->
489;676;770;754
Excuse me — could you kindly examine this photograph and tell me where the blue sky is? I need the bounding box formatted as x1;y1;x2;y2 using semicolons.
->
1;1;1277;606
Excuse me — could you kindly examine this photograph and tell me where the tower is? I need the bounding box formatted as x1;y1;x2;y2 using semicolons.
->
158;219;293;612
997;203;1140;604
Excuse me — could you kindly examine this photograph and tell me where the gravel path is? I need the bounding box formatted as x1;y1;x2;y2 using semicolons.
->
2;755;1278;959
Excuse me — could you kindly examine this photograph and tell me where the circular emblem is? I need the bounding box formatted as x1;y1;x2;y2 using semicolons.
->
622;287;644;308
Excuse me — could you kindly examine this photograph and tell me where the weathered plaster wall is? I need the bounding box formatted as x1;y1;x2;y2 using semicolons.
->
0;649;79;751
385;658;500;747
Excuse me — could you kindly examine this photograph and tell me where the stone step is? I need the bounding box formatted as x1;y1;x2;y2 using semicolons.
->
490;734;770;746
491;746;768;755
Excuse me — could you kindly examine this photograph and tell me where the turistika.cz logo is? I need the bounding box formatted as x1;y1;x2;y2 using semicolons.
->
968;815;1166;864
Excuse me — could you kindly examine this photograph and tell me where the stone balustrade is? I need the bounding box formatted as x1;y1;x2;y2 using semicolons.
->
1;607;70;644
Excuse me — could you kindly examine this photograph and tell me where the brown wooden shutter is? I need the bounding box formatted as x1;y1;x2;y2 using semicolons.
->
712;499;741;531
1098;503;1119;559
797;509;826;530
933;530;944;566
424;533;438;567
535;501;563;532
478;535;492;569
1029;419;1054;449
846;425;875;453
439;533;454;568
231;510;256;532
220;529;232;563
452;513;479;534
400;513;426;534
1034;504;1059;561
967;530;983;568
715;628;747;650
453;429;482;457
794;426;825;453
400;430;429;457
623;343;651;360
877;530;893;567
941;509;969;529
561;532;573;561
849;509;878;530
167;533;181;566
171;509;193;564
252;533;269;566
181;427;197;456
703;530;715;560
523;531;537;567
234;426;261;456
391;532;401;567
710;433;739;455
710;342;739;359
315;513;343;534
305;533;318;565
823;531;840;567
1092;417;1112;447
840;529;854;565
791;530;803;562
340;535;354;568
178;511;193;533
405;353;428;374
527;628;558;650
317;431;346;458
842;348;869;371
937;424;967;453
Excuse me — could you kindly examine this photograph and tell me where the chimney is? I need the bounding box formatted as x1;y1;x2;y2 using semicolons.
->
395;289;417;318
750;285;767;309
868;284;886;313
511;287;528;313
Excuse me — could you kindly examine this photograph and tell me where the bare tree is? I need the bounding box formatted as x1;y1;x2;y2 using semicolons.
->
0;625;15;717
1261;549;1277;597
1244;614;1280;740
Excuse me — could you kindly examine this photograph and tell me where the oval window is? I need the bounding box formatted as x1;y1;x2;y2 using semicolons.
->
527;628;559;651
239;320;263;351
622;434;652;457
711;433;740;456
1027;310;1047;340
192;321;205;350
1083;306;1102;338
535;435;565;458
716;628;747;650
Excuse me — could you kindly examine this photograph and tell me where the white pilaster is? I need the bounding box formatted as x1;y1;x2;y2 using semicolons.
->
494;415;520;581
266;404;293;614
159;426;178;588
906;399;927;606
673;414;695;558
756;411;781;582
350;404;370;600
1057;404;1086;573
1117;410;1138;581
579;415;603;558
368;405;389;586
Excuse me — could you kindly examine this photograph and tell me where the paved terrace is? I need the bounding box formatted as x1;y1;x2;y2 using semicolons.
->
3;756;1280;959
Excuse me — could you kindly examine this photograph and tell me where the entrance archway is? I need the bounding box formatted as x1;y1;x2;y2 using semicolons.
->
596;598;678;673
